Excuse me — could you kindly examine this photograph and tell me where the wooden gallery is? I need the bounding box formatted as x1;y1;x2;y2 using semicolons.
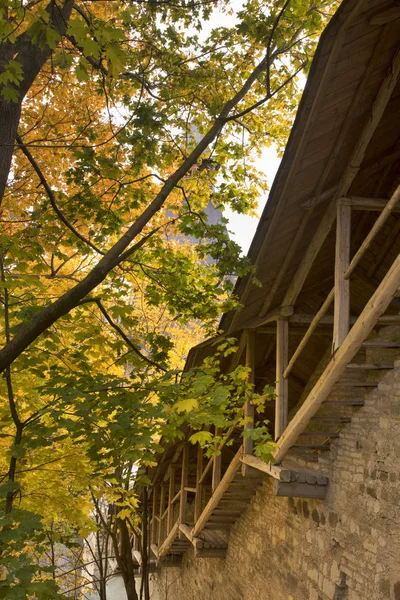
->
140;1;400;598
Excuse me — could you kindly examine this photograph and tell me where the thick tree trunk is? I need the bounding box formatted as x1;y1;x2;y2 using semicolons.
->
0;101;21;207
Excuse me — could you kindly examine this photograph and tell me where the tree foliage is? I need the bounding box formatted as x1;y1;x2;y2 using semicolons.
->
0;0;338;596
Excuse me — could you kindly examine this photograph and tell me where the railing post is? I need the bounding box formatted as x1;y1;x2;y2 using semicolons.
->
242;329;255;475
157;484;166;548
167;465;176;534
194;443;203;522
212;427;222;492
275;316;289;440
333;200;351;351
151;485;158;546
178;443;189;537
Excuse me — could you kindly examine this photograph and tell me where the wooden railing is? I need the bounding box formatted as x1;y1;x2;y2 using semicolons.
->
146;188;400;563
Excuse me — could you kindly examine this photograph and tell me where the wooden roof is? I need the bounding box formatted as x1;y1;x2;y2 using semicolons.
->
186;0;400;391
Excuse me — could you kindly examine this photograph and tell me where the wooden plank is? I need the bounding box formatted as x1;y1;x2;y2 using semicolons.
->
199;456;214;485
171;489;181;505
275;317;289;440
345;182;400;279
242;329;255;475
259;210;311;316
284;288;334;378
346;196;400;211
179;444;189;538
338;46;400;197
333;202;351;351
272;480;328;499
281;199;337;307
227;0;364;332
192;447;243;537
178;523;203;549
194;547;227;559
158;484;166;548
370;6;400;25
158;520;180;558
241;454;290;482
274;254;400;463
167;465;176;534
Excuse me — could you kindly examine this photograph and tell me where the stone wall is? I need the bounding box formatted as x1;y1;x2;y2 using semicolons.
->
150;356;400;600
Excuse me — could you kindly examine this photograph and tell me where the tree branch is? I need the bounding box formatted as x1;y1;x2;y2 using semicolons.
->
16;134;104;255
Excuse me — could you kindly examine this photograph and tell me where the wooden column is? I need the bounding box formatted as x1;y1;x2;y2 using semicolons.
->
151;485;158;545
157;484;166;548
275;316;289;440
242;329;255;475
212;427;222;492
194;444;203;522
333;202;351;351
178;444;189;537
167;465;176;534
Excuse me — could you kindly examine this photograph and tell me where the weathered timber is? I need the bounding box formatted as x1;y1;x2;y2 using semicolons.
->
284;289;334;378
242;329;255;475
345;182;400;279
194;547;227;559
158;484;166;548
273;480;328;499
150;543;159;558
195;443;203;523
337;47;400;197
212;427;222;492
259;210;311;316
158;520;180;558
345;196;400;212
333;202;351;350
167;465;176;533
282;199;337;307
273;254;400;463
151;485;158;544
192;447;242;537
179;444;189;538
275;317;289;439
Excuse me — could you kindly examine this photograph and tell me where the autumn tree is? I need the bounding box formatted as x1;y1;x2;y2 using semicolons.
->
0;0;339;597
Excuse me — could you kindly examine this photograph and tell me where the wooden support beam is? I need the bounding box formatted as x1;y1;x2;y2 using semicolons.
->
272;480;327;499
338;46;400;197
242;330;255;475
167;465;176;534
178;523;203;549
178;444;189;538
171;489;181;505
345;183;400;280
199;456;213;485
282;199;337;307
212;428;222;492
344;196;400;212
274;254;400;464
133;550;142;566
227;0;363;333
370;7;400;25
193;447;242;537
194;547;227;559
284;289;334;378
157;485;166;548
151;485;158;545
275;317;289;440
194;444;203;523
333;203;351;351
150;543;159;558
158;520;180;558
